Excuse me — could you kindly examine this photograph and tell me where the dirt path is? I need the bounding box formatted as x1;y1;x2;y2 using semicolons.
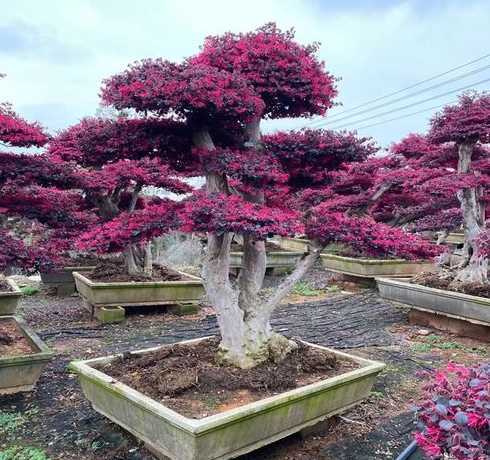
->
1;282;488;459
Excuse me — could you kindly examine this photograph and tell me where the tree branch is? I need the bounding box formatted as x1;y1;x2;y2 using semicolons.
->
264;240;323;313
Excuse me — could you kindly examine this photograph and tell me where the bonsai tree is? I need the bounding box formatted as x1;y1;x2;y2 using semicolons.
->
48;117;192;276
0;75;74;274
428;92;490;283
98;23;439;368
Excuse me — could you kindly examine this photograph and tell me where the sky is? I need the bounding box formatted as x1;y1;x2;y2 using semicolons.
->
1;0;490;148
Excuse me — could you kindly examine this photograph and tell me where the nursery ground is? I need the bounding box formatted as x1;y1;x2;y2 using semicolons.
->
1;270;488;460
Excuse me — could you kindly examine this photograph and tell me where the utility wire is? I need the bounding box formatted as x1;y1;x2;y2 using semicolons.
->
304;52;490;127
306;63;490;128
313;76;490;131
353;99;458;131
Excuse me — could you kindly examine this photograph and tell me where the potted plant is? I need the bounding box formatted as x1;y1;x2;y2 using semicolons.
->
377;93;490;338
48;117;205;318
70;24;388;460
0;82;53;393
0;316;53;395
410;362;489;459
310;214;440;279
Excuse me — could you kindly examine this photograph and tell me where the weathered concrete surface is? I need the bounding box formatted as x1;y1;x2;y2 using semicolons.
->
0;316;53;394
321;254;435;279
409;309;490;342
40;265;96;296
230;251;304;269
70;339;384;460
0;278;22;315
73;271;205;311
376;277;490;327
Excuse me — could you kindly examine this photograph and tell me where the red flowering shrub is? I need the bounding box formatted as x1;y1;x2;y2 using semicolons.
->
413;362;490;459
182;192;303;239
0;230;34;273
190;23;337;119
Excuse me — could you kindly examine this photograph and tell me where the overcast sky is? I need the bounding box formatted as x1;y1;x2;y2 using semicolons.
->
1;0;489;147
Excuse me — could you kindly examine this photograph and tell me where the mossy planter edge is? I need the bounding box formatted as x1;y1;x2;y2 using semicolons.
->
376;277;490;326
0;316;54;394
0;278;22;316
73;271;205;310
272;236;310;253
230;251;305;269
320;253;435;278
69;337;385;460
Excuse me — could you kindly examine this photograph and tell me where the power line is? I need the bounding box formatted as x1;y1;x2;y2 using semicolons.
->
304;52;490;127
353;99;458;131
313;76;490;131
306;63;490;128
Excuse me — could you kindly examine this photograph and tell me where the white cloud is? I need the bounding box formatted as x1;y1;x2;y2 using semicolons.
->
1;0;489;146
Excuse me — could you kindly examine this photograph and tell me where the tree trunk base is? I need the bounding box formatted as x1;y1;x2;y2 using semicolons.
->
217;333;298;369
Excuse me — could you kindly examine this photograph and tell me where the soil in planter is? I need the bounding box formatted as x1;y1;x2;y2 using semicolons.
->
0;279;12;292
0;319;33;357
412;272;490;298
88;260;191;283
98;338;358;419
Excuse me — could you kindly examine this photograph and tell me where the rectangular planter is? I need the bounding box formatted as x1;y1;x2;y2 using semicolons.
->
272;237;310;253
0;279;22;316
376;277;490;326
0;316;53;395
230;251;304;269
445;232;465;246
320;254;435;279
40;265;96;295
69;337;385;460
73;271;205;311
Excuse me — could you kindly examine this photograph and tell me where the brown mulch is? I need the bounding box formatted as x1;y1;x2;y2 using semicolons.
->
88;260;189;283
98;337;357;419
0;318;33;357
0;278;12;292
411;272;490;298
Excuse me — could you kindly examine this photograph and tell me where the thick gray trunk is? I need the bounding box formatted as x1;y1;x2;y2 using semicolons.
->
124;243;153;277
453;143;488;284
194;123;303;368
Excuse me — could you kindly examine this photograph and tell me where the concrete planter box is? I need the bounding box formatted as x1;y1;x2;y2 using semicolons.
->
73;271;204;317
320;254;435;279
230;251;304;272
376;277;490;327
445;232;465;246
0;279;22;316
0;316;53;395
40;265;96;295
69;337;384;460
272;237;310;253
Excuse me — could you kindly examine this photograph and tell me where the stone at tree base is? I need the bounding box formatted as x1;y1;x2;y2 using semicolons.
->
95;306;126;323
409;310;490;342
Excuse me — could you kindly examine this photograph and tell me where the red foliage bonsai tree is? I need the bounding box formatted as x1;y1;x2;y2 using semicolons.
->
48;116;192;276
428;92;490;283
99;24;440;368
0;75;72;274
